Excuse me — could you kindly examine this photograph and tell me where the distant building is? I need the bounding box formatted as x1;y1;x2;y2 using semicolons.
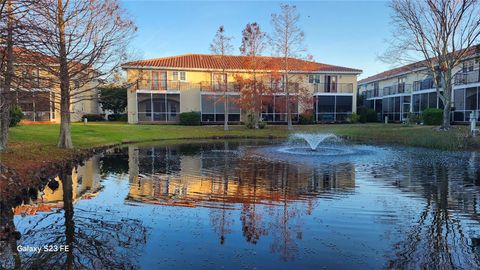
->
121;54;361;124
3;48;102;123
358;46;479;123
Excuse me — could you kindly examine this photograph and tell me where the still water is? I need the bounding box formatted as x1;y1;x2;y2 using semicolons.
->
1;140;480;270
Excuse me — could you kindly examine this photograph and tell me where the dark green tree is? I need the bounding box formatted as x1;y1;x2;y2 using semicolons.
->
99;86;127;114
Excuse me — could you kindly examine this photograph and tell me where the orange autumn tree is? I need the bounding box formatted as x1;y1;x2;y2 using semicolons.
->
267;67;313;124
236;22;269;129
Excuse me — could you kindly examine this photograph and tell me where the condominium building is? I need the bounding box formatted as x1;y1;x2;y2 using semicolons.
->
4;48;101;123
121;54;362;124
358;47;479;123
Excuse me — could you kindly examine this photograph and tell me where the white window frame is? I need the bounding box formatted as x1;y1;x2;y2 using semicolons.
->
309;74;320;84
179;71;186;81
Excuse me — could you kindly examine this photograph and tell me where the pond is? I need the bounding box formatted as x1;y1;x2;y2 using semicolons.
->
1;139;480;269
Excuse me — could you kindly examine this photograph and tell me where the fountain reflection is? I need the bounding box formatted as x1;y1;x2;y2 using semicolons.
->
1;140;480;269
126;144;356;207
125;142;356;260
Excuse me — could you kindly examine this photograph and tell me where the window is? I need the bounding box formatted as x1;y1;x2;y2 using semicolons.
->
137;93;180;122
173;71;187;81
463;60;475;72
428;92;438;109
201;94;241;122
454;89;465;110
466;87;478;110
413;81;421;91
315;95;352;122
309;74;320;84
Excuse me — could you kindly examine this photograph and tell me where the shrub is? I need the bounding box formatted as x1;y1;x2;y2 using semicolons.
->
406;113;421;125
107;113;127;121
299;110;314;125
366;109;378;123
422;108;443;125
179;111;201;126
82;114;104;122
258;120;267;129
357;107;378;123
245;113;256;129
9;106;23;127
346;112;359;123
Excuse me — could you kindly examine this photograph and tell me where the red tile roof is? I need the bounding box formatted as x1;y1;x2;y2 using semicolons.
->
122;54;362;73
358;46;478;85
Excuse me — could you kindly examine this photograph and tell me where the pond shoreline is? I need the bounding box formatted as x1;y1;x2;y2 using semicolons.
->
1;123;477;191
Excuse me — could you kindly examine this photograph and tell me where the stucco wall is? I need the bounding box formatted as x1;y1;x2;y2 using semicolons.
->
125;68;360;122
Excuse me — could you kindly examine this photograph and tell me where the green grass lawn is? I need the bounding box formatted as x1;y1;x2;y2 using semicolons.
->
7;122;474;149
0;122;475;176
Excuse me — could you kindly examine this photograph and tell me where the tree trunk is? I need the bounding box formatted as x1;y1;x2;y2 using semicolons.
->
61;169;75;270
441;70;452;130
58;95;73;148
441;100;451;130
0;0;14;152
57;0;73;149
224;91;228;131
285;73;293;130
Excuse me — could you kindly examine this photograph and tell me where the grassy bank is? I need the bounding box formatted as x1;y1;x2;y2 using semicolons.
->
1;122;475;175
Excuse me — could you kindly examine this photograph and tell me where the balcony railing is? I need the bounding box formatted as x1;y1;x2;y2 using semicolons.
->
135;79;354;94
454;70;480;85
382;83;412;96
22;111;52;121
136;79;205;91
311;83;353;94
365;83;412;99
364;89;378;99
413;79;436;91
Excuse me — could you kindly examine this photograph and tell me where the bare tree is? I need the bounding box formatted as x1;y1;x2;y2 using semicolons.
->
238;22;268;129
387;0;480;130
271;4;306;130
210;26;233;131
25;0;135;148
0;0;27;152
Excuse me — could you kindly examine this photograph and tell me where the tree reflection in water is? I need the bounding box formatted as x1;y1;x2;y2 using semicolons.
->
128;142;356;261
0;164;147;270
2;141;480;269
377;153;480;269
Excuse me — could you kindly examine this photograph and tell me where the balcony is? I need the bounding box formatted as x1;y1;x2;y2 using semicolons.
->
454;70;480;85
311;83;353;94
136;79;204;91
135;79;242;92
382;83;412;96
135;79;354;94
413;79;436;91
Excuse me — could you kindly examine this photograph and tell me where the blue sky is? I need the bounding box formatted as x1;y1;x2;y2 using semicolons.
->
121;1;394;79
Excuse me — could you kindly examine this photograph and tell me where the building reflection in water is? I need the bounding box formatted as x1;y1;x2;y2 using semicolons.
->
365;151;480;269
125;142;356;260
0;155;147;270
1;141;479;269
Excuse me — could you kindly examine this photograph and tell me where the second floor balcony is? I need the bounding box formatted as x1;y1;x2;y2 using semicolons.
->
454;70;480;85
382;83;412;96
310;83;353;94
135;79;354;94
364;83;412;99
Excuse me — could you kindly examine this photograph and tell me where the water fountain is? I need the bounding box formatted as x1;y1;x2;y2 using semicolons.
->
291;133;338;151
249;132;374;162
